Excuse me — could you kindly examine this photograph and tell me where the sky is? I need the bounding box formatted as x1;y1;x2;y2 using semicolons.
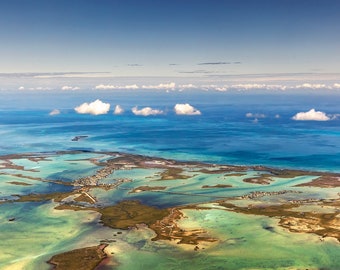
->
0;0;339;90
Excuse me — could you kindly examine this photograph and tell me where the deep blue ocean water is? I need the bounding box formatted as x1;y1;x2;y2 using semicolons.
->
1;91;339;172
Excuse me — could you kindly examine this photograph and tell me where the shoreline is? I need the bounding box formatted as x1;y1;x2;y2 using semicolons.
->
1;150;339;269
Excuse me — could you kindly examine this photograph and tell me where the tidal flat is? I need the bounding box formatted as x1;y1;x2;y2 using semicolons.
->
0;150;339;270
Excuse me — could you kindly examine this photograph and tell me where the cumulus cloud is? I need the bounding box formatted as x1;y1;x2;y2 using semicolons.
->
233;84;265;90
95;84;139;90
206;82;340;91
142;82;176;90
49;109;60;116
15;86;51;91
174;103;201;115
61;85;80;91
179;84;197;89
295;83;328;89
231;84;287;91
214;86;229;91
246;113;266;118
74;99;110;115
131;106;163;116
292;109;330;121
25;87;52;91
114;105;124;115
200;84;288;91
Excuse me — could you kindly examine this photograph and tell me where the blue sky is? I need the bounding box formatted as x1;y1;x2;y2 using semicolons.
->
0;0;339;90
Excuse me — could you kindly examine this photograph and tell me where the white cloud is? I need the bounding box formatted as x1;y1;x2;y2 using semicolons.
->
214;86;229;91
74;99;110;115
179;84;197;89
142;82;176;90
232;83;266;90
49;109;60;116
275;114;280;119
18;86;25;90
95;84;139;90
123;84;139;89
200;84;288;91
114;105;124;115
231;84;287;91
174;103;201;115
28;87;52;91
61;85;80;91
131;106;163;116
198;82;340;92
292;109;330;121
246;113;266;118
295;83;328;89
95;84;115;90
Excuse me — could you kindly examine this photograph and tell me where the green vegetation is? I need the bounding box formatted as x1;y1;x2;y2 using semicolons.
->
47;245;108;270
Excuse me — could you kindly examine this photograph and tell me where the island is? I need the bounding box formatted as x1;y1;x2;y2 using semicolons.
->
0;150;339;270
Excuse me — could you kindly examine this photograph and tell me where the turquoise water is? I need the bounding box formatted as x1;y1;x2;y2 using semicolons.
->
0;92;339;269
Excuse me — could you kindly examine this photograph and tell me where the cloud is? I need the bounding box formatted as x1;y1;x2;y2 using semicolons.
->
198;62;230;65
49;109;60;116
131;106;163;116
16;86;52;91
200;84;288;91
128;64;143;66
174;103;201;115
74;99;110;115
95;84;139;90
95;84;115;90
295;83;329;89
34;72;110;78
30;87;52;91
179;84;197;89
333;83;340;89
292;109;330;121
121;84;139;89
178;70;214;74
61;85;80;91
231;84;287;91
246;113;266;118
114;105;124;115
142;82;176;90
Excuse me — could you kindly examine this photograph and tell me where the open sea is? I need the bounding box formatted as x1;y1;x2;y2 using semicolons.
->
1;90;339;172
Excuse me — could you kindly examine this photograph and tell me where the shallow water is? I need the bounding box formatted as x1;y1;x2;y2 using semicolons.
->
0;93;339;269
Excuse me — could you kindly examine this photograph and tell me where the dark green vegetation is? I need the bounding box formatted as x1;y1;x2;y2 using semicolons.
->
47;245;108;270
202;184;232;188
98;200;170;230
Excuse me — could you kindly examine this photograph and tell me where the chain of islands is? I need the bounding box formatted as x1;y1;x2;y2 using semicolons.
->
0;150;339;270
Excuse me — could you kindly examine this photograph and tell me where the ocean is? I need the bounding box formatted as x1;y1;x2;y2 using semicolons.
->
1;90;339;171
0;90;339;269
